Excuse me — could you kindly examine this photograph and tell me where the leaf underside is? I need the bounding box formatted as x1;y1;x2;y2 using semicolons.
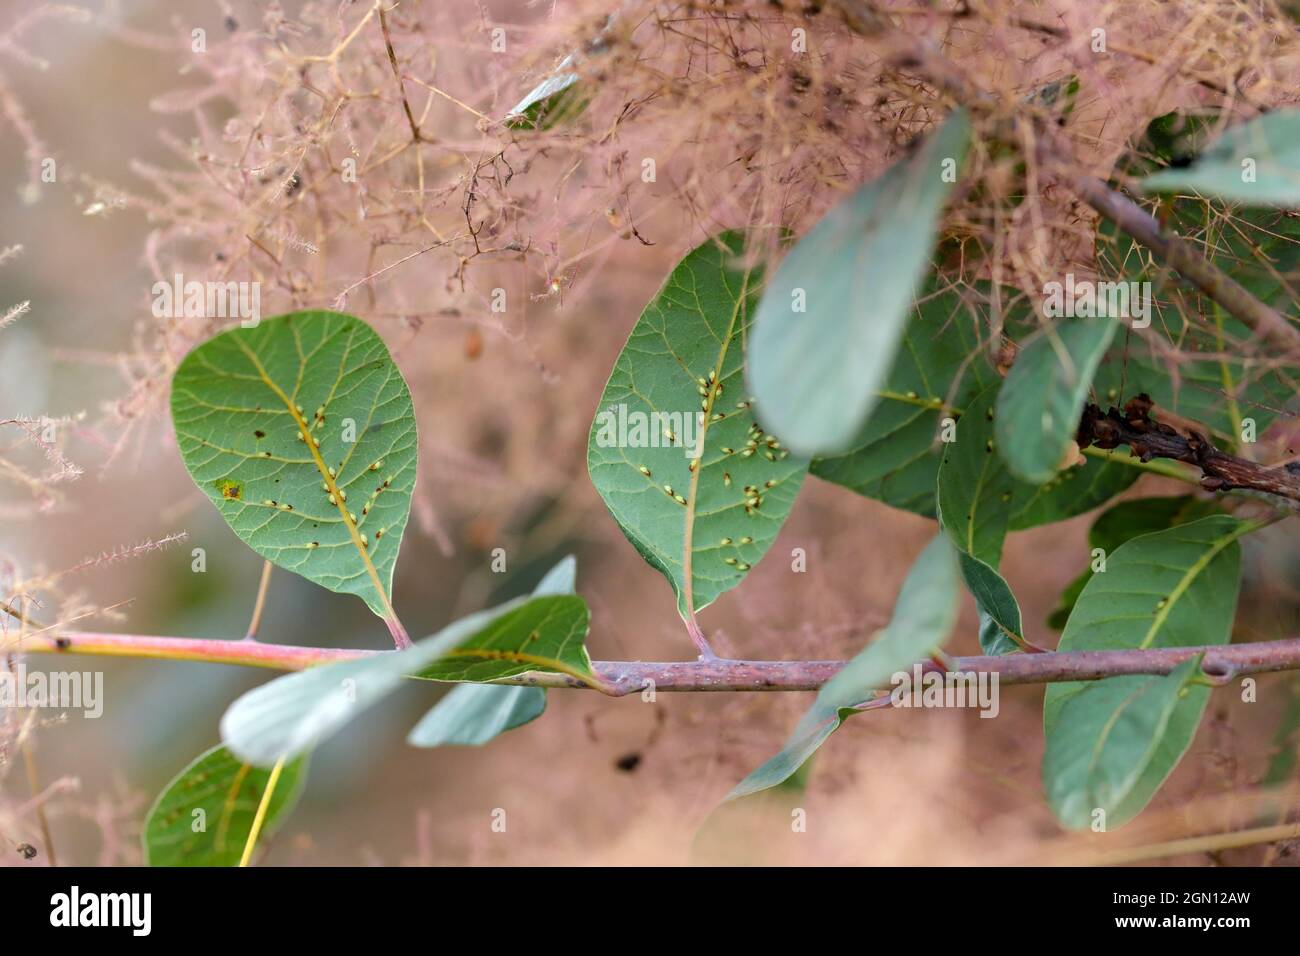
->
143;744;307;866
171;311;417;620
588;232;808;620
1043;515;1247;828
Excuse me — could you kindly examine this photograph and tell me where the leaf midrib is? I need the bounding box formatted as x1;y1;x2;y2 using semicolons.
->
232;335;398;624
680;258;753;617
1137;521;1253;649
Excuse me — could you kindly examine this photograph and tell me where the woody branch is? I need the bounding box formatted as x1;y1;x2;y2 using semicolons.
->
12;630;1300;696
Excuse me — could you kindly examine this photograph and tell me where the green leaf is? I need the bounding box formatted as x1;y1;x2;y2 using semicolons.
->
1043;515;1250;828
935;385;1024;654
1046;496;1222;629
994;320;1118;484
588;233;808;620
1095;113;1299;441
405;554;575;748
1141;110;1300;205
937;386;1014;565
143;744;307;866
171;311;416;623
407;684;546;748
808;278;1138;524
412;593;592;683
747;110;971;456
1043;657;1205;830
1008;449;1139;530
960;551;1024;656
222;592;593;766
725;534;960;799
809;277;1003;516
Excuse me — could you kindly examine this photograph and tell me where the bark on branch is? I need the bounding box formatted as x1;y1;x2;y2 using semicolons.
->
12;629;1300;696
1078;393;1300;504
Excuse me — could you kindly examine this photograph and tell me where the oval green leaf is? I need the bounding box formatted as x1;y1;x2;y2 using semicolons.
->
588;233;808;621
171;311;416;623
1044;656;1204;830
994;320;1118;484
1043;515;1251;828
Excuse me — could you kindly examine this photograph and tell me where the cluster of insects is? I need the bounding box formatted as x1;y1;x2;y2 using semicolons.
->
225;393;399;553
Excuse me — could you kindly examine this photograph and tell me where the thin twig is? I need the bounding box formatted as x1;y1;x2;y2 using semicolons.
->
244;560;273;641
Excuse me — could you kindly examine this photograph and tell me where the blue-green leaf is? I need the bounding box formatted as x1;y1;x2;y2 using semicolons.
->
725;534;960;800
1141;110;1300;205
1043;515;1251;828
407;684;546;747
1044;657;1205;830
995;320;1118;484
748;111;971;456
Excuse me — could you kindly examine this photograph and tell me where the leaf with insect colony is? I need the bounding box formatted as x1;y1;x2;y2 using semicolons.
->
221;559;593;767
747;110;970;457
723;534;959;800
170;311;417;630
143;744;307;866
1042;515;1252;828
587;232;808;624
